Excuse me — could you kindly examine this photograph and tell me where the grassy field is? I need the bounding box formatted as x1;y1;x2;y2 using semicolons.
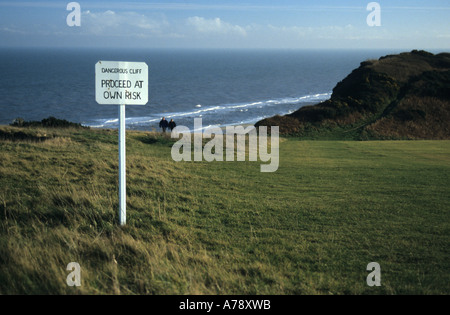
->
0;126;449;294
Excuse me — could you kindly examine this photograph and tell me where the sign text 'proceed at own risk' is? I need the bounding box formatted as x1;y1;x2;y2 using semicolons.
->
95;61;148;105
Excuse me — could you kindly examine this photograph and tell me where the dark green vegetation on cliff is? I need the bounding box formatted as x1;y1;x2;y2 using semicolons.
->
256;50;450;140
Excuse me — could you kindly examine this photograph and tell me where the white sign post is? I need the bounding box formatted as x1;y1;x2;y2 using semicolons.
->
95;61;148;225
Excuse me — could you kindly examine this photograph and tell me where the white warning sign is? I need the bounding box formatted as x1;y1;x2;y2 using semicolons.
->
95;61;148;105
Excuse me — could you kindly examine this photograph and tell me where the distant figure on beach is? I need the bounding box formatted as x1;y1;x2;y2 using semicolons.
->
159;117;169;132
168;119;176;131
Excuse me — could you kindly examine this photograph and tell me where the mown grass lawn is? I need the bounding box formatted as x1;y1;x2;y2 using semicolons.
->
0;127;449;294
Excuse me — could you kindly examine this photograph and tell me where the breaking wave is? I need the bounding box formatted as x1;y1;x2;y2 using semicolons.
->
85;92;331;130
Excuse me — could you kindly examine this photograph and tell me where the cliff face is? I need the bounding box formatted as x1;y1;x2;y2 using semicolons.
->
256;50;450;139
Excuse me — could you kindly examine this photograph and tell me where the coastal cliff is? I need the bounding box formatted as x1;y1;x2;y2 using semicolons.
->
256;50;450;139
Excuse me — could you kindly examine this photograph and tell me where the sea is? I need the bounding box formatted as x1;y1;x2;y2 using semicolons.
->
0;48;403;131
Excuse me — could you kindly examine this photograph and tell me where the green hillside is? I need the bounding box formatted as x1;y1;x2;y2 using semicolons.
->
1;126;449;294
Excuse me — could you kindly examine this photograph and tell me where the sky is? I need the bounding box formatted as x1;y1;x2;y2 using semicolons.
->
0;0;449;50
